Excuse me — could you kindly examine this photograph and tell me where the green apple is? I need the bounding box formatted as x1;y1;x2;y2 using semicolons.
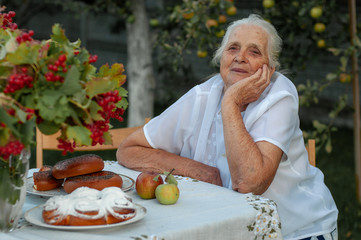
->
136;172;164;199
155;183;180;205
149;18;159;27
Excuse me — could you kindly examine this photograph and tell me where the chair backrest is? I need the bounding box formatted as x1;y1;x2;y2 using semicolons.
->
306;139;316;167
36;118;150;168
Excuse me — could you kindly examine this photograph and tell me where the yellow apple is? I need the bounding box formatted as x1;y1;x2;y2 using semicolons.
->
314;23;326;33
317;39;326;48
183;12;194;20
206;19;218;28
216;29;225;38
226;6;237;16
155;183;180;205
218;15;227;24
197;50;208;58
263;0;275;9
339;73;351;83
310;6;323;19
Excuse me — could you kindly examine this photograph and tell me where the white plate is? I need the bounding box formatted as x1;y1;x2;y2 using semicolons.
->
24;203;146;230
27;174;135;198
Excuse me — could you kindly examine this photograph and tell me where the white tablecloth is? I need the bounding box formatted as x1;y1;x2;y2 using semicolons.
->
1;161;283;240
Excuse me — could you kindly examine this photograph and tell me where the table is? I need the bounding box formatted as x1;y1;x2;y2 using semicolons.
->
1;161;283;240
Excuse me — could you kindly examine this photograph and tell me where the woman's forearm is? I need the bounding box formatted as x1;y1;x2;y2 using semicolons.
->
221;98;281;194
116;131;222;186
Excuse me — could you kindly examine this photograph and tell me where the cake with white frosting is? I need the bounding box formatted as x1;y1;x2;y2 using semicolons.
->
42;187;136;226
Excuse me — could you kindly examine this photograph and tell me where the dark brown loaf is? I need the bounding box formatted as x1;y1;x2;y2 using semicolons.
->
33;170;63;191
52;154;104;179
63;171;123;193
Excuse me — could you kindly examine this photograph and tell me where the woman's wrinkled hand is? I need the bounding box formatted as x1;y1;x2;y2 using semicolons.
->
223;64;274;108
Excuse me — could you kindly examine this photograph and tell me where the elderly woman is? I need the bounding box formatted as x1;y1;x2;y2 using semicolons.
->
117;14;338;239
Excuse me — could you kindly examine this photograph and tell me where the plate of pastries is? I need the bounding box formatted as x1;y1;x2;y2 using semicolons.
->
27;154;135;197
24;186;146;229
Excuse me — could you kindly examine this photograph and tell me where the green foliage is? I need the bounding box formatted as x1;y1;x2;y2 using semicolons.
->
0;11;128;162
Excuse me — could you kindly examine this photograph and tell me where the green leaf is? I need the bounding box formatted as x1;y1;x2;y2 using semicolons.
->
85;77;118;98
37;91;71;124
89;101;103;122
66;126;92;146
0;107;20;137
37;120;61;135
60;65;83;95
51;24;68;44
98;63;126;86
19;118;35;147
103;131;112;145
116;97;128;110
6;43;41;65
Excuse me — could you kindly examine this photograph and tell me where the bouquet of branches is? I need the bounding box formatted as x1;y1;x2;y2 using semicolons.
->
0;8;128;162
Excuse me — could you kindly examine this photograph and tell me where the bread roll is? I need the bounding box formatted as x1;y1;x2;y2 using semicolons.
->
63;171;123;193
52;154;104;179
33;170;63;191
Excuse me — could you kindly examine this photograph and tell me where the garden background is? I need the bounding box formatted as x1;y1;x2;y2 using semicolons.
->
3;0;361;239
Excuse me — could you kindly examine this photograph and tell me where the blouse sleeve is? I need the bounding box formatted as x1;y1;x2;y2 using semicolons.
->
143;87;201;155
243;75;299;156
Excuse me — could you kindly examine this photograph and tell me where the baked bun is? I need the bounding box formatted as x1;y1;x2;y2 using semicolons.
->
52;154;104;179
63;171;123;194
39;165;53;172
42;187;136;226
33;170;63;191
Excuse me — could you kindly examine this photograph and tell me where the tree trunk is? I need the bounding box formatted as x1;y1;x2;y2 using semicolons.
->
126;0;155;127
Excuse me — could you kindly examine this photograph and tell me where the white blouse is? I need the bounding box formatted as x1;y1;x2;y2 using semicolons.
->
144;72;338;239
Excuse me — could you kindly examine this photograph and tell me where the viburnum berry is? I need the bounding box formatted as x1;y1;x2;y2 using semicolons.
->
45;54;68;82
89;54;98;63
1;10;17;30
4;72;34;93
86;120;110;146
0;140;24;160
57;139;75;155
110;108;125;122
16;30;34;44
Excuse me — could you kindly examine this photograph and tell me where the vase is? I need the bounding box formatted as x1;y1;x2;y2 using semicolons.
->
0;147;30;232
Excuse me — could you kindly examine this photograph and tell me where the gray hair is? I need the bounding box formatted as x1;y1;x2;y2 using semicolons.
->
211;14;282;70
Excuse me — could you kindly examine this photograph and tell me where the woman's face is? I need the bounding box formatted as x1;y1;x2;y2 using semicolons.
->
220;24;270;90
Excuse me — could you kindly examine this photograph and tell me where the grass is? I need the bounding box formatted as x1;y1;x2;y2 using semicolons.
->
317;128;361;239
29;127;361;239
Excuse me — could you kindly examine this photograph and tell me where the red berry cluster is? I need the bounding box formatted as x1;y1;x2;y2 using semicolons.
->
110;108;125;122
16;30;34;44
80;90;123;146
89;54;98;63
57;139;76;156
25;108;35;120
86;120;110;146
0;140;24;160
96;90;122;113
4;68;34;93
0;10;17;30
45;54;67;82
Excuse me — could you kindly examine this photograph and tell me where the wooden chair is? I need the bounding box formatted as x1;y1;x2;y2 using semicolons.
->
36;118;150;168
306;139;316;167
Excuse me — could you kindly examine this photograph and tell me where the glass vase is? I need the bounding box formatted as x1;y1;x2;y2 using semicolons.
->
0;147;30;232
